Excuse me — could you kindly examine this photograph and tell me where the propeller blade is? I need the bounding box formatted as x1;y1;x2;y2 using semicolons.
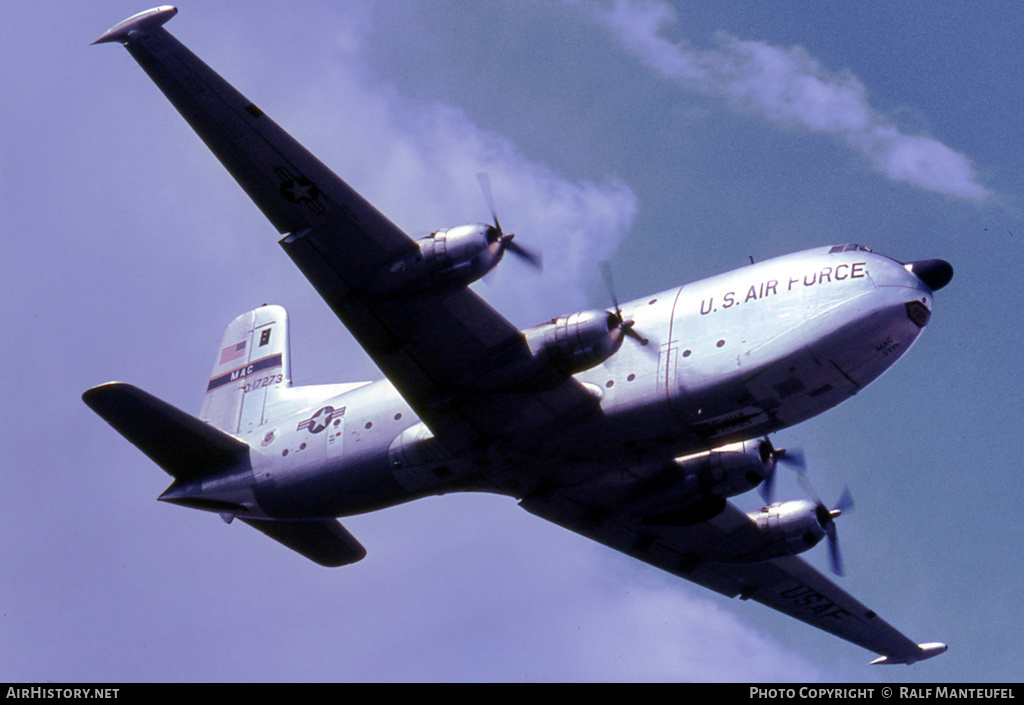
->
827;524;845;577
758;439;804;503
796;467;820;504
622;324;648;345
823;486;854;576
759;466;777;503
758;438;777;502
600;260;648;345
476;172;501;233
505;237;543;269
776;447;806;474
599;260;622;314
833;485;855;515
476;172;542;270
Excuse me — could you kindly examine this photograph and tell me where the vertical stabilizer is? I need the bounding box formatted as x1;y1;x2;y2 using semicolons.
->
201;305;291;434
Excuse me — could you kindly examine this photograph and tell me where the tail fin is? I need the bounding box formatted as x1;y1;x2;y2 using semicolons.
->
201;305;291;435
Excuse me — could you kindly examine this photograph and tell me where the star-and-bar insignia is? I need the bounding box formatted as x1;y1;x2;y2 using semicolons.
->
297;405;345;434
275;166;325;214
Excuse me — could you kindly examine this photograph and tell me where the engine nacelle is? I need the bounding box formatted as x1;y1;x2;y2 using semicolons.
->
728;499;830;564
675;439;772;499
452;307;626;392
634;440;773;526
523;309;625;376
374;223;503;295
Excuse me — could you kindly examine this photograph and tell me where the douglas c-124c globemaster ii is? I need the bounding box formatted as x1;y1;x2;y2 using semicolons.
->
85;7;952;666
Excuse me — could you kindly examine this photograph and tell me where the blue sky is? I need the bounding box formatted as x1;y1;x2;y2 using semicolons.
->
3;0;1022;682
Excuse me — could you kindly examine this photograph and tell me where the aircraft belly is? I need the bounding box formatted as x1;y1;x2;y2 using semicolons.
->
253;451;408;519
562;377;703;463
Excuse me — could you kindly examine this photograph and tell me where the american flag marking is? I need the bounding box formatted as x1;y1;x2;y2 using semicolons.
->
219;341;246;364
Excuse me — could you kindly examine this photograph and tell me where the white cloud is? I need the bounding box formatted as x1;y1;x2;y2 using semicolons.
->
563;581;831;681
589;0;990;201
277;28;637;323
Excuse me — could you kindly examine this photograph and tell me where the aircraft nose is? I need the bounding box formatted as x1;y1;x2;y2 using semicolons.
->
904;259;954;291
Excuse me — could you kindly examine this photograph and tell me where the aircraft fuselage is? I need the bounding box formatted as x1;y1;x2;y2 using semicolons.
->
175;244;936;521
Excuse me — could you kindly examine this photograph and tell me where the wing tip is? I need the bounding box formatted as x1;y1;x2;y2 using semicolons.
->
870;642;947;665
92;5;178;45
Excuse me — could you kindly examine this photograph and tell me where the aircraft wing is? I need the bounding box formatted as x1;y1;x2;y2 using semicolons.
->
94;8;598;454
520;489;946;665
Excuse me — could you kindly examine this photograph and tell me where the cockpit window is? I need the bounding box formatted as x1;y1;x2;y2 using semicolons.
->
829;244;874;254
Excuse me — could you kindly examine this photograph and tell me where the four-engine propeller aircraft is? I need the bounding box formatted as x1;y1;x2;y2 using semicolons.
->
85;7;952;665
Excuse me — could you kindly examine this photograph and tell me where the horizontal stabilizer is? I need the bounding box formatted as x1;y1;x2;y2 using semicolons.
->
239;518;366;567
83;382;250;482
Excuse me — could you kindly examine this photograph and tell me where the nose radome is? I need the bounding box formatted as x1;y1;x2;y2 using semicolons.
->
904;259;954;291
